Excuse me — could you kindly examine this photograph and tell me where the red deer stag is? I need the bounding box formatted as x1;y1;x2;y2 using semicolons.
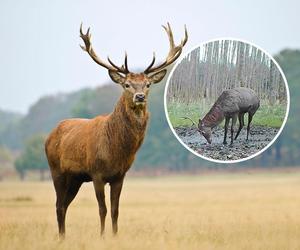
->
45;23;188;237
183;87;260;145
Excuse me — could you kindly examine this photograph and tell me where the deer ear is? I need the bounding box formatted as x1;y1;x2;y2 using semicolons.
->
148;69;167;84
108;70;125;84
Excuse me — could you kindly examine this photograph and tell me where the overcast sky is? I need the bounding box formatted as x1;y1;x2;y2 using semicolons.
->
0;0;299;113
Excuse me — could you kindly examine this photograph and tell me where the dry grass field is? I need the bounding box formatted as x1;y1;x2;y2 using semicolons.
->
1;171;300;250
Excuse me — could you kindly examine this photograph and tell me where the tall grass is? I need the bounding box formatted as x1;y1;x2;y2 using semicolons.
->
1;172;300;250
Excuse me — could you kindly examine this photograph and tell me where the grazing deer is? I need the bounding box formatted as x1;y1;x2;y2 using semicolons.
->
45;23;187;237
183;87;260;145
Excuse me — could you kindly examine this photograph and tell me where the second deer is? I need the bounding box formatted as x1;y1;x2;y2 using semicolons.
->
183;87;260;145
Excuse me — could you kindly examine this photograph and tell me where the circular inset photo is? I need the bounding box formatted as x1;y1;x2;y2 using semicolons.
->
164;39;290;163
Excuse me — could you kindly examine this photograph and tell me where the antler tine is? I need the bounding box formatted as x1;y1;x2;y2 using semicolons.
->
164;22;175;51
182;24;188;46
144;52;156;73
180;116;197;127
80;23;129;74
144;23;188;74
124;52;129;73
79;23;91;52
107;56;126;73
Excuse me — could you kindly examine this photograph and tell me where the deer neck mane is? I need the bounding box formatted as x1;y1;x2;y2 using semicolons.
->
202;104;224;128
105;92;149;148
110;93;149;126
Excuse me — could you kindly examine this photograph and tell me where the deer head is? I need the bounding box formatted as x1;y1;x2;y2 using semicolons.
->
80;23;188;106
181;116;212;144
198;119;212;144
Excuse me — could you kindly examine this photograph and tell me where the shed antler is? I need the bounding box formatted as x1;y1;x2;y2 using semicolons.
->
144;23;188;74
80;23;130;74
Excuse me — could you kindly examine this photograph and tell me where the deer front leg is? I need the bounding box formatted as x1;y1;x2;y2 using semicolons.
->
93;178;107;236
247;112;254;141
235;113;244;140
223;117;230;145
230;115;237;145
110;175;125;235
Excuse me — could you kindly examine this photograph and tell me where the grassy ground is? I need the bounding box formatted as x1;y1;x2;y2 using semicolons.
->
1;172;300;250
167;101;286;128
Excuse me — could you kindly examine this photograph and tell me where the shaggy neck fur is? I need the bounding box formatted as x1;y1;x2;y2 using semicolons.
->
104;92;149;167
202;104;225;128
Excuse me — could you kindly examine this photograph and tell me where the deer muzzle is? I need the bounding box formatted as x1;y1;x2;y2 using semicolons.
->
133;93;146;104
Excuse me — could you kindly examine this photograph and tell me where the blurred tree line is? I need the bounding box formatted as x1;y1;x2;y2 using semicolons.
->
167;40;286;105
15;134;48;180
0;49;299;179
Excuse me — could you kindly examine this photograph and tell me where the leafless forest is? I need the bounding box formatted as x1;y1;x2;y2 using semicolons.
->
167;40;287;105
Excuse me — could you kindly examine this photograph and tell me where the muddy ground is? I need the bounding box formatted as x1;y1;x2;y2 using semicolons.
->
174;126;279;161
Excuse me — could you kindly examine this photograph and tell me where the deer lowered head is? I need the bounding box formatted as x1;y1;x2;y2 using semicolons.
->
80;23;188;108
198;119;212;144
181;117;212;144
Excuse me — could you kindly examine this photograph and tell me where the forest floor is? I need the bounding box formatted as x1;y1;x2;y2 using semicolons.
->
175;125;279;161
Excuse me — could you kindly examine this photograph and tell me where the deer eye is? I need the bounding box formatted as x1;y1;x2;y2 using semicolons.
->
125;84;130;88
146;83;151;88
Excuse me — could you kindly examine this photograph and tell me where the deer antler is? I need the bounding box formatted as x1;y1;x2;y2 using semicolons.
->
80;23;130;74
181;116;197;127
144;23;188;74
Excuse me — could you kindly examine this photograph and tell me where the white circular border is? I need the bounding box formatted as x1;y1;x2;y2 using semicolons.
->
164;38;290;164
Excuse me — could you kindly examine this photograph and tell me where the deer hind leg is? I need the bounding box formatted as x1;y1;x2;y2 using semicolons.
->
247;112;254;141
230;115;237;145
223;117;230;145
54;174;82;238
110;175;125;235
93;178;107;236
235;113;245;140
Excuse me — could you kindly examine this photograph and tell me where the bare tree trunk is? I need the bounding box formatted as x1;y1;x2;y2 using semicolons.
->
168;39;284;106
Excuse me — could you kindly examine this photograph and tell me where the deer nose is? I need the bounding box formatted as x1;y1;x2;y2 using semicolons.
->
135;93;145;102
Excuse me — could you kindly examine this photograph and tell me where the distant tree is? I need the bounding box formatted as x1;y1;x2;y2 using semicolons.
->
71;89;97;118
0;146;13;164
15;157;26;180
14;134;48;181
72;85;122;118
0;146;14;181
